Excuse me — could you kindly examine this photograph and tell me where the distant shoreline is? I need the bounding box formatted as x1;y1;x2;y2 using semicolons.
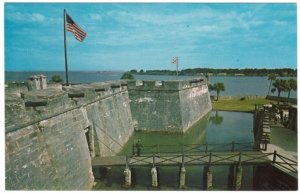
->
5;70;125;74
5;70;297;77
5;67;297;77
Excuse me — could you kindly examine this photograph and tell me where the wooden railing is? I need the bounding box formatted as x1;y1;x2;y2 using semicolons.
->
132;141;261;155
272;151;298;175
125;151;297;176
127;151;272;167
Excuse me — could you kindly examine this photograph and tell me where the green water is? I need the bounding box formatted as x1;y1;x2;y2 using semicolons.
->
93;110;254;190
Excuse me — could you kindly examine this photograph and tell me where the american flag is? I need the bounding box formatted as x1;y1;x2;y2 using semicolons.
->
66;13;87;42
172;56;178;64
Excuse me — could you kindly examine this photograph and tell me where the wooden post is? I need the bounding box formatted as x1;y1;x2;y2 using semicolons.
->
273;150;277;163
264;141;268;151
179;153;186;189
203;153;213;190
238;152;242;167
150;154;158;188
234;165;242;190
151;167;158;188
205;142;208;153
125;155;129;168
123;167;131;187
233;152;243;190
179;166;186;189
123;156;131;188
231;141;235;152
203;166;213;190
152;154;155;167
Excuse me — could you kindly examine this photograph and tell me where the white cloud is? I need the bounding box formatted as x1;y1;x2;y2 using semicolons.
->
272;20;288;26
30;13;45;22
7;12;45;22
88;13;102;20
108;8;218;26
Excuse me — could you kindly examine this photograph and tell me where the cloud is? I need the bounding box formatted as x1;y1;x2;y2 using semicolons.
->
108;8;218;26
7;12;45;22
4;3;297;71
272;20;288;26
88;13;102;20
30;13;45;22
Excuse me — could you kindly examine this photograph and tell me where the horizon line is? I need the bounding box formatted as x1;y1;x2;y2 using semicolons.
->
5;67;297;72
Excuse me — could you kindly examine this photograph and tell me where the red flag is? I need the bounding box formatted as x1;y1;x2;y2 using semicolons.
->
172;56;178;64
66;13;87;42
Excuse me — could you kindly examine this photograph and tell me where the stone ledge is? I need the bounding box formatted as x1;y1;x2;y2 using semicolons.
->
127;78;207;91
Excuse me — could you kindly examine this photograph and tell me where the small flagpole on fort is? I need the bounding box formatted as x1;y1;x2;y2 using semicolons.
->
176;56;179;76
63;9;69;86
172;56;179;77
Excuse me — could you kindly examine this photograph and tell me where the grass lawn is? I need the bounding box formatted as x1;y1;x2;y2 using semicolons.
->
211;98;275;112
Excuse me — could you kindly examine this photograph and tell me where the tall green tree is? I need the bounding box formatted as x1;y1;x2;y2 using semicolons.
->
209;82;225;101
51;74;63;83
120;72;134;80
286;78;297;100
271;79;289;104
267;73;276;96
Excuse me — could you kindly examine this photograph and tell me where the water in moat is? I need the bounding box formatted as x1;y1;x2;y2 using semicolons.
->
93;110;256;190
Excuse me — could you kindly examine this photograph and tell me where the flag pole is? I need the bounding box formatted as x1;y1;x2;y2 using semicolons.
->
176;56;179;76
63;9;69;86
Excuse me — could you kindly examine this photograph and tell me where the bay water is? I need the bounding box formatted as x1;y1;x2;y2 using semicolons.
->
5;71;296;98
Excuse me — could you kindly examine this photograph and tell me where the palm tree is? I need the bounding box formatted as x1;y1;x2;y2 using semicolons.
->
267;73;276;96
271;79;289;104
214;82;225;101
287;78;297;100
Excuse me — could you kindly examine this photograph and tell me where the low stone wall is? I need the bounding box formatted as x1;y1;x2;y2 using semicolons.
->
210;95;266;100
266;95;297;104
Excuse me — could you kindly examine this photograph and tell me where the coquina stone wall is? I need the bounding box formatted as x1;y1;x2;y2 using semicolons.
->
5;77;212;190
127;78;212;132
179;81;212;132
5;80;134;190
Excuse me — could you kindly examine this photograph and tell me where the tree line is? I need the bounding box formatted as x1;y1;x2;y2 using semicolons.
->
209;76;297;104
130;68;296;77
267;75;297;104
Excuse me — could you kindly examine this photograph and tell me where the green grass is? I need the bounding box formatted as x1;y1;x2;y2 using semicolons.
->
211;98;274;112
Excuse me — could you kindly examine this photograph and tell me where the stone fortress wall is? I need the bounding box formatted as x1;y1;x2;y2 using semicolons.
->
5;76;211;190
127;78;212;132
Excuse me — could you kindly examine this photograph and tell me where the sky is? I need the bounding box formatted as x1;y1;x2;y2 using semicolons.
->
4;3;297;71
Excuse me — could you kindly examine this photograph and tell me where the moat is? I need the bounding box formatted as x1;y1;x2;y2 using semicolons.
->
5;77;297;190
93;110;256;190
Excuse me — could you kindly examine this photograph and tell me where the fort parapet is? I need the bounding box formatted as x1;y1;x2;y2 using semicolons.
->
5;79;133;190
5;77;211;190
